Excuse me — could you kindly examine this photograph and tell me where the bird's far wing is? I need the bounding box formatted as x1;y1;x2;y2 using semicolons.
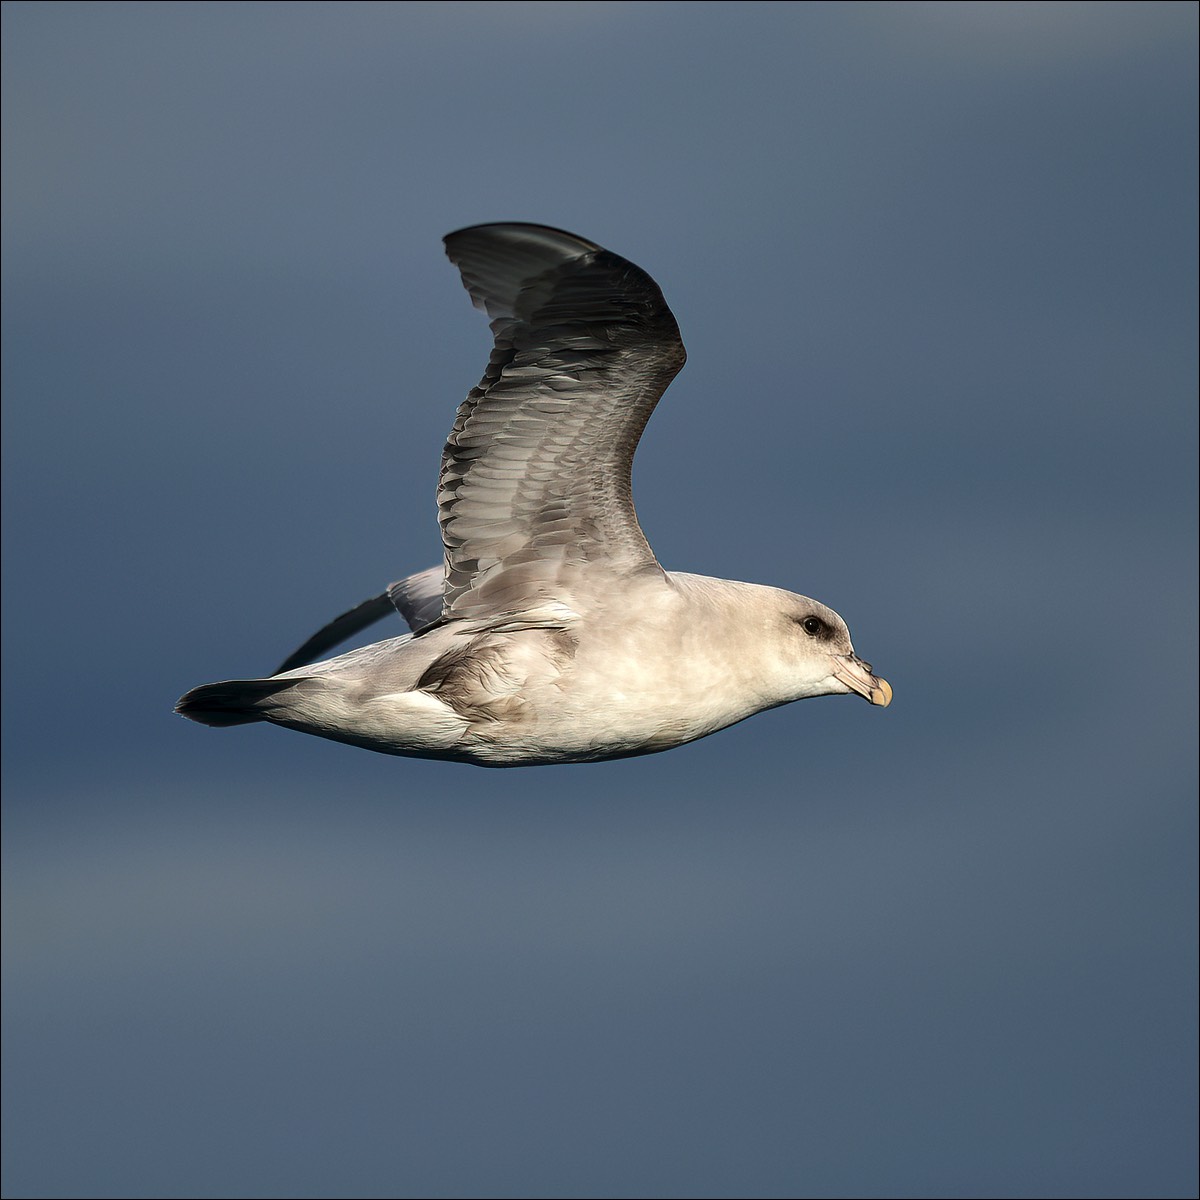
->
438;223;686;624
272;565;443;674
385;565;447;630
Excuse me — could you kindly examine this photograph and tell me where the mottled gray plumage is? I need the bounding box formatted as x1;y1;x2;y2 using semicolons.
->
177;223;890;767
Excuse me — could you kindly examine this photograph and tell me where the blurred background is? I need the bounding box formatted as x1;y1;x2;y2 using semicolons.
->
3;3;1196;1197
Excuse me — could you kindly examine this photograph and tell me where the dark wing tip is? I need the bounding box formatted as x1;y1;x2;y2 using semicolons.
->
443;224;605;324
443;223;603;258
442;223;682;353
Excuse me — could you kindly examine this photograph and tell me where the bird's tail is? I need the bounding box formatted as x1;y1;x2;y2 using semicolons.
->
175;677;308;727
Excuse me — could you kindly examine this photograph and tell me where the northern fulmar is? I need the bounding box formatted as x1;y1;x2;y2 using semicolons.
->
176;223;891;766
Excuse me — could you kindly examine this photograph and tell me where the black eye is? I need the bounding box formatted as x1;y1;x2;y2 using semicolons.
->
801;616;824;636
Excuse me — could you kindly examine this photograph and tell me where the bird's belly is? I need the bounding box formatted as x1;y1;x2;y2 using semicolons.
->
463;661;761;766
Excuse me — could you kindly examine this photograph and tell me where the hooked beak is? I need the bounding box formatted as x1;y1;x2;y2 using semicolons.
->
833;654;892;708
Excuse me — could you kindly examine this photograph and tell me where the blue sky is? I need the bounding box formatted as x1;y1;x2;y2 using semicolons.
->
3;3;1197;1197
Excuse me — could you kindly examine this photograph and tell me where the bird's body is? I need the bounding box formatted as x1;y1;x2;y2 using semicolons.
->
177;224;890;766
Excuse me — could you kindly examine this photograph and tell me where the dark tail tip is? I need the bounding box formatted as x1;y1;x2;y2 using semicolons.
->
175;677;305;727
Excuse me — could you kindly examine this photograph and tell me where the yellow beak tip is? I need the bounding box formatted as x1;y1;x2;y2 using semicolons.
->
871;677;893;708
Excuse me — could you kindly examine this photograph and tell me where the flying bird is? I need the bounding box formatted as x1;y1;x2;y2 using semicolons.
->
176;224;891;766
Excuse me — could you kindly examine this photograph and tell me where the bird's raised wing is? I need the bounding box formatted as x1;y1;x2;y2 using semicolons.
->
437;223;686;624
